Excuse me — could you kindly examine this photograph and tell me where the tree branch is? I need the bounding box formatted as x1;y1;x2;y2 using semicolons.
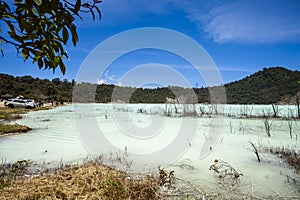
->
248;141;261;162
0;36;21;48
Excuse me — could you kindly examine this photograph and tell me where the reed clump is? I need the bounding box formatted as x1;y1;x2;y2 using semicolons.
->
267;147;300;173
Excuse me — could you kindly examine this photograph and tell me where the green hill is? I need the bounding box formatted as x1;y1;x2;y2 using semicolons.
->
0;67;299;104
0;74;74;102
225;67;300;104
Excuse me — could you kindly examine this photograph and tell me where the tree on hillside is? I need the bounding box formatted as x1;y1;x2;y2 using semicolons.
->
0;0;102;74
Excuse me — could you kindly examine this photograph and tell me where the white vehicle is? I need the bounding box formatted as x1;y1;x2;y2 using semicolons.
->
4;99;36;109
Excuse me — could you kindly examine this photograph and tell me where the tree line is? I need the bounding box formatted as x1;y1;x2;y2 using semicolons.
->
1;67;299;104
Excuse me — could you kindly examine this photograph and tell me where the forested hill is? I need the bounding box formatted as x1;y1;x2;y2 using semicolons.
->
225;67;300;104
0;67;299;104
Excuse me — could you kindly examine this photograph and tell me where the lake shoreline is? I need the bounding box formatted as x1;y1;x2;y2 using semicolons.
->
0;103;60;137
0;124;32;137
1;155;299;199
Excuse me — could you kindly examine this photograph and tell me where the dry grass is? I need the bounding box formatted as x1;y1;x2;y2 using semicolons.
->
0;162;159;200
0;107;24;120
0;106;51;120
0;106;51;136
267;147;300;173
29;106;52;112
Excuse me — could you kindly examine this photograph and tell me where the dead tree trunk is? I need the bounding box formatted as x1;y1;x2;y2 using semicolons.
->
271;104;278;118
297;95;300;118
263;117;271;137
288;120;293;139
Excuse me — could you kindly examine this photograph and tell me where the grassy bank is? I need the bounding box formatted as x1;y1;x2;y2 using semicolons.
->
0;161;159;199
0;123;32;136
0;107;30;136
0;106;50;136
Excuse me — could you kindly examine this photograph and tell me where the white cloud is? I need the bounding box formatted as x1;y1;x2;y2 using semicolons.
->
172;64;253;73
97;70;120;84
117;82;123;87
97;79;105;84
218;66;254;72
80;0;300;44
178;0;300;43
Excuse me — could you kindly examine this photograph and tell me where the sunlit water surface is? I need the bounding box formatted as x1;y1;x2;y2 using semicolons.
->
1;104;299;198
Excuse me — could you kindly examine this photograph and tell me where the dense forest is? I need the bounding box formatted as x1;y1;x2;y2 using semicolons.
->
0;67;299;104
225;67;300;104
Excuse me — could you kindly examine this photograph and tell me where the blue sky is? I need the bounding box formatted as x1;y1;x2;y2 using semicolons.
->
1;0;300;87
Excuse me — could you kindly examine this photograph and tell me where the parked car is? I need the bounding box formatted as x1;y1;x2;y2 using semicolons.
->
4;99;36;109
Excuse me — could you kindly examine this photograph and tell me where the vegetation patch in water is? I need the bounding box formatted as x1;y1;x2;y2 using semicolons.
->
0;123;32;135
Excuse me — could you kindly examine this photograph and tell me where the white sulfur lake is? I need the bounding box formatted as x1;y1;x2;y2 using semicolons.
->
0;103;300;198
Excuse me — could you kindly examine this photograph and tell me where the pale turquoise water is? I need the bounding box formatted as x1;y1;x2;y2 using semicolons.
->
1;103;299;162
0;104;299;198
0;106;87;162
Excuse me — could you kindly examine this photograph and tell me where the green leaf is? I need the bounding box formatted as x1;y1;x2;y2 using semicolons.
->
1;14;14;19
53;45;60;53
5;20;16;33
2;1;11;12
34;0;42;6
63;50;69;59
62;27;68;44
48;58;54;69
38;59;43;69
59;57;66;75
19;17;25;32
70;25;78;46
22;48;29;60
74;0;81;14
8;32;23;43
44;58;49;69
